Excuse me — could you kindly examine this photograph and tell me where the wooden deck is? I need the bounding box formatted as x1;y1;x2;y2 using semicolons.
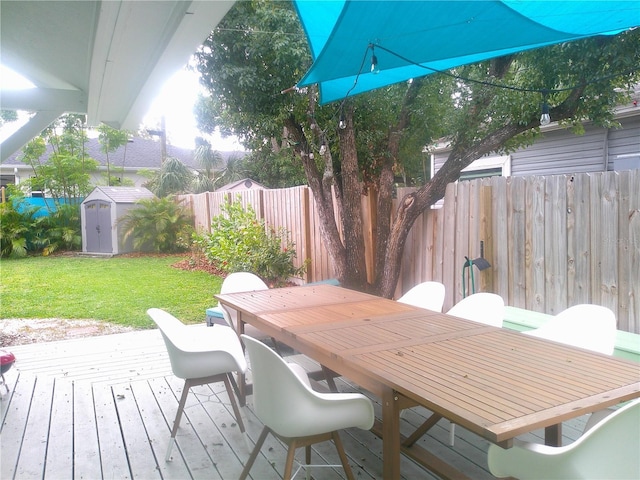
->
0;327;588;479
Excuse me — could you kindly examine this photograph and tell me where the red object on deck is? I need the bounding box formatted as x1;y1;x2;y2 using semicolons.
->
1;349;15;375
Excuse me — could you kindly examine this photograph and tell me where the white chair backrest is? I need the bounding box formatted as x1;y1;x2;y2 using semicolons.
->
397;281;446;312
147;308;246;379
488;398;640;480
219;272;269;329
447;292;504;327
221;272;269;293
525;304;617;355
241;335;374;438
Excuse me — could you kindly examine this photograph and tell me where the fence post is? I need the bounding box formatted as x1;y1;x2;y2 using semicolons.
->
302;187;312;283
480;183;494;293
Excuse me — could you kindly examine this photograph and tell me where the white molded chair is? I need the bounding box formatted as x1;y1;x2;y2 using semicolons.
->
397;281;446;312
487;398;640;480
524;304;617;355
524;303;618;432
219;272;270;340
239;335;374;480
147;308;247;462
444;292;505;444
447;292;505;327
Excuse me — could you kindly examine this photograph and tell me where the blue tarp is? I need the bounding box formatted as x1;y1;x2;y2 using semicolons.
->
294;1;640;104
15;197;80;217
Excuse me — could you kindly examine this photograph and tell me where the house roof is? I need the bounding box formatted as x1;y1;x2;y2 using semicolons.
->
0;0;235;161
1;136;247;172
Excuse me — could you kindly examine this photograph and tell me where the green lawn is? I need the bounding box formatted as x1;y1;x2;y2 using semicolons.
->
0;255;222;329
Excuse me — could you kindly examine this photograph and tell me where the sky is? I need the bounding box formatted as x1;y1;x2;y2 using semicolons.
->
0;64;244;151
143;67;244;151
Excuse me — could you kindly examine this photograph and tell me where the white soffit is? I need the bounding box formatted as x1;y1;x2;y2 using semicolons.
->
0;0;234;161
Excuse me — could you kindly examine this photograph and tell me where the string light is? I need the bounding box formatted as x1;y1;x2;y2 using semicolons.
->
370;46;380;74
319;137;327;155
540;95;551;126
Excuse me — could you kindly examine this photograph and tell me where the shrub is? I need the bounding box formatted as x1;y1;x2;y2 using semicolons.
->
0;195;82;257
195;200;306;286
39;204;82;255
0;200;35;258
120;196;193;253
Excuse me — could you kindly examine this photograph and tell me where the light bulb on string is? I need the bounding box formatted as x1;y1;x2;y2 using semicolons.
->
540;91;551;126
339;111;347;130
370;50;380;74
540;102;551;126
319;138;327;155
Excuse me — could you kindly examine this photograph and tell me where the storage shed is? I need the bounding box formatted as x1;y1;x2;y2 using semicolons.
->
81;186;155;255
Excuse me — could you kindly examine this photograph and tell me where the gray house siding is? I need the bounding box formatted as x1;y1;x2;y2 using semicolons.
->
608;115;640;171
432;114;640;178
510;125;606;176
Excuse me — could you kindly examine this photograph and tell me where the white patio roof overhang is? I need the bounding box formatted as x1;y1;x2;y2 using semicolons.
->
0;0;235;162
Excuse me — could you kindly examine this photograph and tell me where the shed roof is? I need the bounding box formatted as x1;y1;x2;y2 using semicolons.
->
215;178;266;192
89;186;155;204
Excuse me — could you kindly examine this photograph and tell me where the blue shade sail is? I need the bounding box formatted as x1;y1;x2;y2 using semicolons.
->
294;0;640;104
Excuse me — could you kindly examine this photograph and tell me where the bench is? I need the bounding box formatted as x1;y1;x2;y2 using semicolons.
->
205;306;226;327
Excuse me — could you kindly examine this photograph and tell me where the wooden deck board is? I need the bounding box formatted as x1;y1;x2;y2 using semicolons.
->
0;328;589;479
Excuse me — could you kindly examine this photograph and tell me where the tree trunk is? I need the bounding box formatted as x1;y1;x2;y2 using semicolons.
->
283;115;348;282
338;104;368;289
373;79;423;293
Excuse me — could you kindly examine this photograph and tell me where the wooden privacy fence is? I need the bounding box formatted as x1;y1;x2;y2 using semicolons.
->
177;169;640;334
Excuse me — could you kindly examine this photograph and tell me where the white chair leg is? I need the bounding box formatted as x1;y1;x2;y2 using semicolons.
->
449;422;456;446
166;380;191;462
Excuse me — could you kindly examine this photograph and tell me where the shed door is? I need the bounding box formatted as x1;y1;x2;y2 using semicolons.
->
85;200;112;253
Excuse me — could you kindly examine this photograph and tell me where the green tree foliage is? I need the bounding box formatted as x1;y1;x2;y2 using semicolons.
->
243;149;307;188
195;200;306;286
6;114;97;256
97;123;131;186
1;109;19;125
119;197;193;253
145;157;194;197
19;115;98;206
194;0;640;296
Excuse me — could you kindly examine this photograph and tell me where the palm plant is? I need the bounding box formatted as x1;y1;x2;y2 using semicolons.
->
0;202;35;257
40;204;82;255
119;197;193;253
194;142;223;177
214;154;247;187
146;157;194;197
191;173;216;194
192;141;223;193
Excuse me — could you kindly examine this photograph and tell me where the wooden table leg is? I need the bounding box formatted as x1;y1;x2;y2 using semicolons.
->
381;387;401;479
545;424;562;446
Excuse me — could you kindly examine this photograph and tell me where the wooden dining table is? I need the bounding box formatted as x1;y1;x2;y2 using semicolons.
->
216;284;640;479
